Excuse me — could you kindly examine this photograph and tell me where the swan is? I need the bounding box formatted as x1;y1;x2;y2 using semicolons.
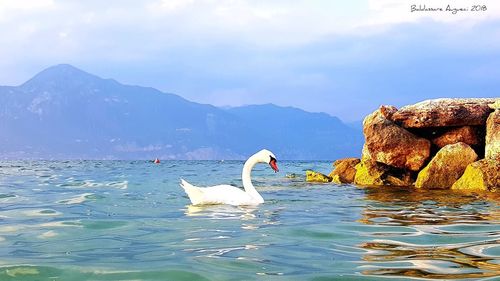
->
180;149;279;206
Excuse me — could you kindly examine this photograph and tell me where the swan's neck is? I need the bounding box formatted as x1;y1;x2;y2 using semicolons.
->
242;155;264;203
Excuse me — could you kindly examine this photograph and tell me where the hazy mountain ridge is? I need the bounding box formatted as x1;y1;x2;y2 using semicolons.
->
0;64;363;160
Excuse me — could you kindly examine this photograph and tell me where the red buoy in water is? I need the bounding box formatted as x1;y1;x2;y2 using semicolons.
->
154;158;160;164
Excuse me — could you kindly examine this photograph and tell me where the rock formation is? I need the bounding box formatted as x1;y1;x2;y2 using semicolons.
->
310;98;499;191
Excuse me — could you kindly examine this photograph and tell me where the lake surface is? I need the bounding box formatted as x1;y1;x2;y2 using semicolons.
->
0;160;499;280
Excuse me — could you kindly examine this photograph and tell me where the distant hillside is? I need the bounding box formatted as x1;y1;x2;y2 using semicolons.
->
0;64;363;160
227;104;362;159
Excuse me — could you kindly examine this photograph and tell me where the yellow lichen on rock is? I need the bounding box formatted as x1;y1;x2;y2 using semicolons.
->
415;142;478;189
353;160;386;186
330;174;342;184
488;99;500;109
306;170;332;183
452;160;500;192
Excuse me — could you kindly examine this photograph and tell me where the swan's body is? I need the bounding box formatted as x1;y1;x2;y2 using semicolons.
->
180;149;278;206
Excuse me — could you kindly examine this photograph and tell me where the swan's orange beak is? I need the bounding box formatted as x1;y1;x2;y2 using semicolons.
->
269;159;279;173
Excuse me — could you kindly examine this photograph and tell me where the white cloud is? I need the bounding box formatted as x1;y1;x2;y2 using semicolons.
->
0;0;54;21
0;0;54;11
148;0;195;13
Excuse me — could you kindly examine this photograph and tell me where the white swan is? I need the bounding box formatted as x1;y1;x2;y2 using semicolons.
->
180;149;279;206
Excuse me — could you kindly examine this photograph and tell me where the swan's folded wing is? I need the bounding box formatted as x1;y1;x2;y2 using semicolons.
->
201;185;253;205
180;180;257;206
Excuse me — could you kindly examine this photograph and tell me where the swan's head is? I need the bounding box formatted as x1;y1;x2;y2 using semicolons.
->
256;149;279;173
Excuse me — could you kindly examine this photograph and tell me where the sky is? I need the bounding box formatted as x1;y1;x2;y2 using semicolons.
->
1;0;499;121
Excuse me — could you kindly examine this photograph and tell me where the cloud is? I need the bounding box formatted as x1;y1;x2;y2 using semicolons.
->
0;1;499;121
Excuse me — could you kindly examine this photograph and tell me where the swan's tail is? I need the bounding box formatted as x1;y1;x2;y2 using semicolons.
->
180;179;204;205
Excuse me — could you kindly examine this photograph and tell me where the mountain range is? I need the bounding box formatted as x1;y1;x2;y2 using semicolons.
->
0;64;363;160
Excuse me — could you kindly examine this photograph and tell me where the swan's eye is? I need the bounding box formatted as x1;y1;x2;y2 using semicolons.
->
269;155;276;163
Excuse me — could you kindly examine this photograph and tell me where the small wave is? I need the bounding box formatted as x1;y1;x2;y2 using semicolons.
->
37;230;58;239
57;193;94;204
58;180;128;189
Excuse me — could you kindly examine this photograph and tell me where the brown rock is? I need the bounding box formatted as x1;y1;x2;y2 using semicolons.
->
328;158;360;184
390;98;496;128
432;126;482;148
486;110;500;161
385;172;414;187
452;159;500;192
415;142;478;189
379;105;398;120
306;170;331;183
363;108;431;171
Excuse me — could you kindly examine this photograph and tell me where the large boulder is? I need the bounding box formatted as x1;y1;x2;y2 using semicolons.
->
328;157;360;184
415;142;478;189
432;126;482;148
306;170;331;183
390;98;496;128
452;160;500;192
485;109;499;161
363;107;431;171
354;160;387;186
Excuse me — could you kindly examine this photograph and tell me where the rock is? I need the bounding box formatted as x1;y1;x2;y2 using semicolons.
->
385;173;413;187
331;174;342;184
489;99;500;109
379;105;398;120
432;126;482;148
328;157;360;184
363;107;431;171
452;159;500;192
354;160;387;186
385;175;407;186
361;143;372;161
390;98;496;128
415;142;478;189
485;110;500;161
306;170;331;183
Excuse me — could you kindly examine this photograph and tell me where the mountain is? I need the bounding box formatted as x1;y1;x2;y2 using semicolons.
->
226;104;363;159
0;64;363;160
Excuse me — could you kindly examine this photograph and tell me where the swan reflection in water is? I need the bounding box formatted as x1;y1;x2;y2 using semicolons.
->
184;203;283;229
181;202;285;278
184;204;259;220
358;187;500;279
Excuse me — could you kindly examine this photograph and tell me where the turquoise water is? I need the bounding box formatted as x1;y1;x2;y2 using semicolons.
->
0;160;499;280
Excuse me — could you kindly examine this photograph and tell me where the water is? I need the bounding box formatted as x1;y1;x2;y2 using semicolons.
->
0;160;499;280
